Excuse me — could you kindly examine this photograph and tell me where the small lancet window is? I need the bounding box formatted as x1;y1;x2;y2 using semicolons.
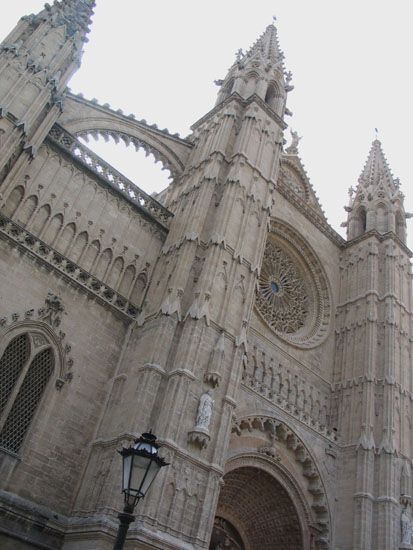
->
265;84;278;111
0;332;54;455
356;206;367;236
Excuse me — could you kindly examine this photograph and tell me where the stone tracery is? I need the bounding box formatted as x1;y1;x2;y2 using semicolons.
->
257;243;308;333
255;221;332;348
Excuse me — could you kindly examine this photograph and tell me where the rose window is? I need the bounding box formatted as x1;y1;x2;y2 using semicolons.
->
255;225;332;348
257;244;308;333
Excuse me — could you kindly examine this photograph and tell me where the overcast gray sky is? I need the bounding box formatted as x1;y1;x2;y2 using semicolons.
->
2;1;413;249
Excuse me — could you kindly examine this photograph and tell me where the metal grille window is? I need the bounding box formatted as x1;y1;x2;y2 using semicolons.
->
0;332;54;455
0;334;30;417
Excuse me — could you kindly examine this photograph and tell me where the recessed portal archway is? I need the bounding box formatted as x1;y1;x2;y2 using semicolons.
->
211;466;303;550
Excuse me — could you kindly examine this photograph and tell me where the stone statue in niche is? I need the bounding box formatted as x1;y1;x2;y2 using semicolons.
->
195;390;214;430
401;507;413;547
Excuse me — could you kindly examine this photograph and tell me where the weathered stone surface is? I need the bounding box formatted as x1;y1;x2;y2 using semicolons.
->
0;6;411;550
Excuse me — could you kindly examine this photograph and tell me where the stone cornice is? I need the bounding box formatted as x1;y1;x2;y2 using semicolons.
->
190;92;287;131
332;375;413;399
336;289;412;315
0;214;140;322
344;228;413;257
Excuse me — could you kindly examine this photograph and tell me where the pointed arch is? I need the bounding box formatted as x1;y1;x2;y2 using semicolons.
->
130;269;147;304
265;82;282;113
82;239;100;272
376;202;388;233
56;222;76;255
44;213;64;245
71;231;89;263
106;256;124;288
2;185;24;218
0;334;30;418
0;324;63;456
245;72;259;97
354;206;367;237
17;195;38;227
94;248;113;280
119;264;136;297
0;348;54;454
31;204;51;236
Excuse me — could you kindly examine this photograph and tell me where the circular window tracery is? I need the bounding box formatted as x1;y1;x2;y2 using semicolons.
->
258;245;308;333
255;222;331;348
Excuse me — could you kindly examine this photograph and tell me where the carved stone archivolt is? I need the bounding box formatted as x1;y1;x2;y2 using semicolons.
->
0;292;74;389
255;221;332;348
231;415;331;549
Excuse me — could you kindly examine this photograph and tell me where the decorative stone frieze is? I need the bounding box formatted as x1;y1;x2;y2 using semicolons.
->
0;214;140;321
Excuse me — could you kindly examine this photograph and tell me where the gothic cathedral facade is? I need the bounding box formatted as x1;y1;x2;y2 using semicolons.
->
0;2;412;550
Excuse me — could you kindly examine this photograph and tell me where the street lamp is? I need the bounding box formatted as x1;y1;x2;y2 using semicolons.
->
113;431;169;550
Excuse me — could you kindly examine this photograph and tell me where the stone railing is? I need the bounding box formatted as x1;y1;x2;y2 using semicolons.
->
241;359;337;442
0;214;140;320
48;124;173;229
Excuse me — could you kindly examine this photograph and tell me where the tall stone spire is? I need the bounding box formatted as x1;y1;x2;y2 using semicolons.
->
358;139;396;193
245;21;285;67
215;20;293;119
0;0;95;180
346;139;408;242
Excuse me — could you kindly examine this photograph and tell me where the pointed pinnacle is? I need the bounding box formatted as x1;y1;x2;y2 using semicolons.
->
358;139;396;191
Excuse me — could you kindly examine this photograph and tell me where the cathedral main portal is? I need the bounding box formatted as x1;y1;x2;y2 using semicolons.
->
211;466;303;549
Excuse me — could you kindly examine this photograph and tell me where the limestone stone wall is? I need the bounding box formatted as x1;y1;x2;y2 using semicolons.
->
0;237;130;516
0;141;166;310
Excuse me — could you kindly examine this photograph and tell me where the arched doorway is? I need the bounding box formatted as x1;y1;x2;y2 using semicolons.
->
210;466;304;550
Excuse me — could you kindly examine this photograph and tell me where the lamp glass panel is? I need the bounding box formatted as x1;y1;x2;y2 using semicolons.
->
131;455;151;496
140;459;161;495
122;454;132;492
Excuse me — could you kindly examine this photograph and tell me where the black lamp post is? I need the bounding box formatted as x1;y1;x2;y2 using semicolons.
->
113;431;169;550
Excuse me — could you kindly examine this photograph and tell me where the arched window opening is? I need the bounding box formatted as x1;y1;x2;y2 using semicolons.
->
44;213;63;245
94;248;113;280
265;84;279;111
376;204;388;233
56;222;76;255
2;185;24;218
83;239;100;272
119;264;136;297
357;206;367;235
130;271;147;304
106;256;124;288
0;332;54;455
0;334;30;417
71;231;88;263
17;195;38;227
31;204;51;236
245;74;258;97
